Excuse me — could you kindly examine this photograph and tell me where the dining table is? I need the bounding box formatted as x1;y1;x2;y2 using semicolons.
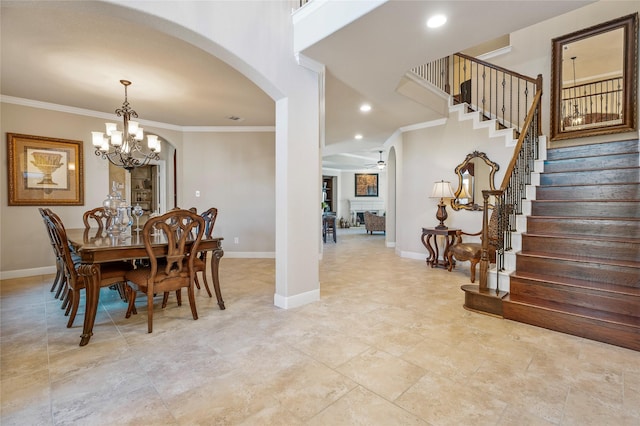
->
66;228;225;346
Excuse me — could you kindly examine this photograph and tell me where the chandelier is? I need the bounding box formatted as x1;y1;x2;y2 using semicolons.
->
376;150;386;170
569;56;584;126
91;80;160;171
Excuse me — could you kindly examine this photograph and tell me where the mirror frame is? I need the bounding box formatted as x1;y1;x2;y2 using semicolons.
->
451;151;499;211
550;13;638;141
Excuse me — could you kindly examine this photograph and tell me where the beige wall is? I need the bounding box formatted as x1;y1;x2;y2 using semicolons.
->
397;115;515;258
182;131;276;254
0;102;274;276
489;1;639;146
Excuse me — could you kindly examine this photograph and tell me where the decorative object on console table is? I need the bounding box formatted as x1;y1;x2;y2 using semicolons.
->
431;180;454;229
421;227;459;268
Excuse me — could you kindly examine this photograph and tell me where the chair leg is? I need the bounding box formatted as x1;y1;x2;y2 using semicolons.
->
67;289;80;327
55;275;67;300
125;285;137;318
64;290;72;315
469;260;478;283
50;262;62;293
61;285;70;311
162;292;169;308
447;253;455;272
194;274;202;290
147;293;154;333
199;271;213;298
114;283;127;301
187;285;198;320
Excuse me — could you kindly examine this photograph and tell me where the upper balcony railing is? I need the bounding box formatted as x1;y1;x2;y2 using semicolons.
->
412;53;541;136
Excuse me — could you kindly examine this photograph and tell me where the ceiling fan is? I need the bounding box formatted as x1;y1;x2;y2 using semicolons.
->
365;150;386;170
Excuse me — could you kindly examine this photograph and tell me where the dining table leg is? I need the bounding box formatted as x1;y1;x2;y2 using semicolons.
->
210;247;225;310
77;263;101;346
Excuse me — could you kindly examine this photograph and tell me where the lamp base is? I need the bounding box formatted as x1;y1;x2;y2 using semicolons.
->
435;200;448;230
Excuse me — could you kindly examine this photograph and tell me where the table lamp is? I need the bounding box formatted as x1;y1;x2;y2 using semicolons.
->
431;180;454;229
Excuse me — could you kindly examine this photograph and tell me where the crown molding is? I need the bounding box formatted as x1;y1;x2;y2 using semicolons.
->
1;95;275;133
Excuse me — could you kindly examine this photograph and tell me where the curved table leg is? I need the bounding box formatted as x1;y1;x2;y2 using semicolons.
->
77;263;101;346
210;247;226;310
421;234;437;267
443;234;454;268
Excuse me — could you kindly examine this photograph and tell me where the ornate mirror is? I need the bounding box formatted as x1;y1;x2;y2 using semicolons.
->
550;13;638;141
451;151;498;211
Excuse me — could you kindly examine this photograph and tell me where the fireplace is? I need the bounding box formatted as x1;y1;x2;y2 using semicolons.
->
349;198;384;224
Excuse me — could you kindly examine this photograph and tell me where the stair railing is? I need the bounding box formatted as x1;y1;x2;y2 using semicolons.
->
480;85;542;292
412;53;541;134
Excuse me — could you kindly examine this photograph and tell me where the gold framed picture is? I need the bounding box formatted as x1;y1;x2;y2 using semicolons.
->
7;133;84;206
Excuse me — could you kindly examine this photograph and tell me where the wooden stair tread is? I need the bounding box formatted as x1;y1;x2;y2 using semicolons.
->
537;182;640;188
518;250;640;268
523;232;640;244
511;271;640;295
543;165;639;173
546;150;639;161
532;199;640;203
527;215;640;222
503;297;640;327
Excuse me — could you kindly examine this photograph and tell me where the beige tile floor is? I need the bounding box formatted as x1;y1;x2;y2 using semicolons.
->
1;227;639;425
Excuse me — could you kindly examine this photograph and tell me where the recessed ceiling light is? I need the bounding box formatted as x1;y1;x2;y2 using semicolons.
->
427;14;447;28
354;134;363;140
360;103;372;112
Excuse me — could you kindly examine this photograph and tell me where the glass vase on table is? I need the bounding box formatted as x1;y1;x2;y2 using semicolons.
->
132;204;144;232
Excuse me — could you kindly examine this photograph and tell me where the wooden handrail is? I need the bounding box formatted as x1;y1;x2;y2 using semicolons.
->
498;83;542;191
455;52;539;85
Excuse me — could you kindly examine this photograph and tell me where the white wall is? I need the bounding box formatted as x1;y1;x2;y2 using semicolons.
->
182;131;276;255
396;113;514;259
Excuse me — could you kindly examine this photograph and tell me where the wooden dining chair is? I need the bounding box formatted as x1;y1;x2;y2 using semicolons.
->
124;209;205;333
39;208;66;300
82;207;113;232
446;208;499;283
44;209;133;328
192;207;218;297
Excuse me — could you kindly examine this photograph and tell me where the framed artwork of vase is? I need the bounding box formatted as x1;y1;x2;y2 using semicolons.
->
7;133;84;205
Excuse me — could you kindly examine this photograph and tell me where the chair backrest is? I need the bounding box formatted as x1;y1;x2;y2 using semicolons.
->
200;207;218;239
83;207;112;231
43;210;79;285
39;208;58;252
141;209;205;292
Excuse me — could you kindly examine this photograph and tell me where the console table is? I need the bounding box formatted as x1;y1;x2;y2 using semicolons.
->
421;227;458;268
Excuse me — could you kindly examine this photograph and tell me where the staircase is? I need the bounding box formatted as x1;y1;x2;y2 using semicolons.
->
503;139;640;351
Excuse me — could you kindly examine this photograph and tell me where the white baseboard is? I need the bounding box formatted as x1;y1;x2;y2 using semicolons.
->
1;266;56;280
274;288;320;309
400;250;427;261
223;251;276;259
1;252;275;280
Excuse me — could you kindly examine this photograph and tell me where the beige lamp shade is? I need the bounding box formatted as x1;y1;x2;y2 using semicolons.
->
431;180;454;199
